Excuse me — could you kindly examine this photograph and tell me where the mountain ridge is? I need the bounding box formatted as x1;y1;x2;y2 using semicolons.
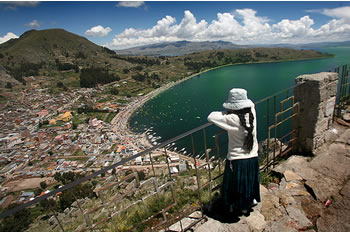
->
116;40;350;56
115;40;248;56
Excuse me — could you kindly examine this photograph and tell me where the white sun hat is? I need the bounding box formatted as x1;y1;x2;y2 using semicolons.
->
222;88;254;110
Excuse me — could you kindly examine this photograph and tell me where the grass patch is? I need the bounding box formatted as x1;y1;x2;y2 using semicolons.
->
72;149;85;156
260;170;281;187
65;157;89;162
0;95;7;104
41;121;64;129
105;112;117;123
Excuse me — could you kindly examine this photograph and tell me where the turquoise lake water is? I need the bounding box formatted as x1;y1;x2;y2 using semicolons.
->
129;47;350;156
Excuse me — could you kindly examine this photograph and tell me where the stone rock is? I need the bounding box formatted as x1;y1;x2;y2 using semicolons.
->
64;207;70;215
260;184;268;195
49;216;56;225
324;128;339;143
285;182;311;197
285;182;299;190
272;156;309;176
261;194;283;221
71;201;78;208
279;177;288;190
169;216;200;232
194;217;233;232
285;205;312;228
343;113;350;122
335;128;350;145
264;216;298;232
304;175;340;202
268;183;279;190
279;192;296;206
225;221;251;232
317;180;350;232
284;170;303;182
244;210;266;231
190;211;202;218
300;197;323;219
310;143;350;182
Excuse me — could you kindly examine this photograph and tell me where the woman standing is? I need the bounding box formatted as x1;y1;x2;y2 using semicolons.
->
207;88;260;214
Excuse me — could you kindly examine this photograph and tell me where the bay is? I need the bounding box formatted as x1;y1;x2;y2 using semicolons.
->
129;47;350;156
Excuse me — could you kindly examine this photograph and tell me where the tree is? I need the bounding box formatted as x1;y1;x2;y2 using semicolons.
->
5;82;12;89
0;203;33;232
80;67;120;88
56;81;64;88
110;87;119;95
72;122;77;130
40;181;47;190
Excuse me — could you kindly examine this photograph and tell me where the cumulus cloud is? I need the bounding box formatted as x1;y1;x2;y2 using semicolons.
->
0;32;18;44
85;25;112;37
322;6;350;23
108;7;350;49
25;19;40;28
272;16;314;39
116;1;144;8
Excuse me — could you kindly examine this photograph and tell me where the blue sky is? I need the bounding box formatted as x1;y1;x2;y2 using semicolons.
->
1;1;350;49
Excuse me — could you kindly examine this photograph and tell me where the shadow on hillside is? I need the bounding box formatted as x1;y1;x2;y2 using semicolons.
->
202;194;252;224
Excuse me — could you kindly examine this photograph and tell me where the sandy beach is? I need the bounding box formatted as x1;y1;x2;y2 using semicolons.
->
110;71;210;165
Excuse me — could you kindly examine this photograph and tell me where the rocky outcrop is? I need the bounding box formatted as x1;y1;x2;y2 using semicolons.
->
187;127;350;232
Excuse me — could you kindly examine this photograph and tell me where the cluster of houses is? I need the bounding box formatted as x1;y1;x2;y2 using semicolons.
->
0;82;192;208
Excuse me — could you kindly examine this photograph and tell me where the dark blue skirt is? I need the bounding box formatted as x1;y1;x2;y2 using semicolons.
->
221;157;260;212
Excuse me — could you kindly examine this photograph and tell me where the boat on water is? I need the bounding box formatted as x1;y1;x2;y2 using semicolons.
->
199;153;206;159
180;148;185;152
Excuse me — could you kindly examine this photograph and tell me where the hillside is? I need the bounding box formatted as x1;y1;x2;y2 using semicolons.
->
116;40;247;56
0;29;112;64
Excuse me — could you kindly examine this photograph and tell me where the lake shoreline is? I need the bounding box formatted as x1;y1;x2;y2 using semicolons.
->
111;53;333;151
127;53;333;127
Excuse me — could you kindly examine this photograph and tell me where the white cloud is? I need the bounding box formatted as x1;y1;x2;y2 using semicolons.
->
25;19;40;28
85;25;112;37
272;16;314;39
116;1;144;8
107;8;350;49
1;1;39;10
0;32;18;44
322;6;350;23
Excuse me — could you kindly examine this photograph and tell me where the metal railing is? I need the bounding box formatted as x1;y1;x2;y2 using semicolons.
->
0;83;304;232
334;64;350;118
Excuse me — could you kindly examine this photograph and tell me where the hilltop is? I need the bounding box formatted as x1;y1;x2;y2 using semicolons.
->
0;29;113;64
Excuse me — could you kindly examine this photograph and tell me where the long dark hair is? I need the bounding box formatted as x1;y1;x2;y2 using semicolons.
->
228;107;254;152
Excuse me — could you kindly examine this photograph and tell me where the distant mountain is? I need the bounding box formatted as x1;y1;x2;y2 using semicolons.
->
0;28;115;65
117;40;350;57
252;41;350;49
116;40;248;56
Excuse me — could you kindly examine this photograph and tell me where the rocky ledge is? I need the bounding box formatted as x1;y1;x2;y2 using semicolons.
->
168;123;350;232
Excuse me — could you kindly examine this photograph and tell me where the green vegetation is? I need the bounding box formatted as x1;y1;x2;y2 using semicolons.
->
53;172;96;211
260;170;280;187
5;62;43;83
80;67;120;88
0;203;33;232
